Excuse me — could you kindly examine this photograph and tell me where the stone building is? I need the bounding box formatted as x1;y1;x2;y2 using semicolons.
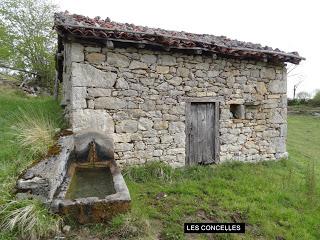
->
54;12;304;167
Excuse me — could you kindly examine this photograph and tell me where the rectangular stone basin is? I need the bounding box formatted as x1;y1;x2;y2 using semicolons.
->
65;166;116;199
52;161;131;224
17;131;131;224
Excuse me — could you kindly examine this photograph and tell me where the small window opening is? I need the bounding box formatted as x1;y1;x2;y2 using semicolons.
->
230;104;245;119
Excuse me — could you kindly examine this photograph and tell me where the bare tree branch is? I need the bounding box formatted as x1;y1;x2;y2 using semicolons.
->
0;63;38;75
293;80;303;99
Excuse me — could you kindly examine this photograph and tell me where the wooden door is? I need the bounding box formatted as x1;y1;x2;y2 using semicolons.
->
186;102;218;165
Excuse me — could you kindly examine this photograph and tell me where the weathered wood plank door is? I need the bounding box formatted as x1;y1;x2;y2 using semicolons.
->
186;102;218;165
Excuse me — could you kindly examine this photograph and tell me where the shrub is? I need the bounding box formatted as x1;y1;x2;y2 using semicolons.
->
311;91;320;106
287;98;310;106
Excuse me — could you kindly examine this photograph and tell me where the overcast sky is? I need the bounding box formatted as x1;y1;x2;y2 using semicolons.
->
54;0;319;98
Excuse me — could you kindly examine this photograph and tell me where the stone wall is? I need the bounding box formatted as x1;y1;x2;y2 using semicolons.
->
61;41;288;167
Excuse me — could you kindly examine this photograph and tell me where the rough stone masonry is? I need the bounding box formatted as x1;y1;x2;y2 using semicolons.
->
60;42;289;167
54;12;305;167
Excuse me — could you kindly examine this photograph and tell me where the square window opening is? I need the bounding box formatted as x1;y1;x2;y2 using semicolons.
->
230;104;245;119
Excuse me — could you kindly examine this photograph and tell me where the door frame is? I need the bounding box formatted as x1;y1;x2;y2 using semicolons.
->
185;97;220;165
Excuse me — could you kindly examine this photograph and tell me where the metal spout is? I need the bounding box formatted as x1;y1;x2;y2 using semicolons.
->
87;139;97;165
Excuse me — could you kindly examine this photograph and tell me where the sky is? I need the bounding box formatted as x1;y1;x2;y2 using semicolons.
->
54;0;319;98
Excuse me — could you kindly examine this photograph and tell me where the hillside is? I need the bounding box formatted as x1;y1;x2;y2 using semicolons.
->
0;87;319;239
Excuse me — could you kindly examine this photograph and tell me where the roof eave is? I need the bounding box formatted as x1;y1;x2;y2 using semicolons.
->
54;24;305;65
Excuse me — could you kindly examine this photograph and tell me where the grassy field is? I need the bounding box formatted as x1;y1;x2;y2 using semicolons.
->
0;87;65;187
288;104;320;115
0;86;65;239
0;87;319;239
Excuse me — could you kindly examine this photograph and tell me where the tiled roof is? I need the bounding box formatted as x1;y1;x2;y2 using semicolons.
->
54;11;304;64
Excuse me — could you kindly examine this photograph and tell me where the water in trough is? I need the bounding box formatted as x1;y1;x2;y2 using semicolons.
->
66;166;115;199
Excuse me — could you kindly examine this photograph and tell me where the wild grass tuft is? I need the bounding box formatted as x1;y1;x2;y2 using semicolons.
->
8;106;63;158
0;199;62;240
124;161;218;184
74;211;157;240
108;213;152;239
123;161;174;183
306;157;316;203
0;88;66;239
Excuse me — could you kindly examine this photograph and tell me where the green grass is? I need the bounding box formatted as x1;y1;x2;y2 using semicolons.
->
68;118;320;240
0;87;319;239
288;104;320;114
0;86;65;239
102;116;319;240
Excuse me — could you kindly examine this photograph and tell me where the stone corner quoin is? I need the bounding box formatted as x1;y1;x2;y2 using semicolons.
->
60;41;288;167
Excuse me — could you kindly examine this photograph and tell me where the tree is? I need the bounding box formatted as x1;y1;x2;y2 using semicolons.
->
296;91;311;100
312;91;320;106
0;23;12;62
287;63;305;99
293;80;303;99
313;89;320;96
0;0;57;90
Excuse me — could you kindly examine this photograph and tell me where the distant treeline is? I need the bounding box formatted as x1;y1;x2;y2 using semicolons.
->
288;91;320;106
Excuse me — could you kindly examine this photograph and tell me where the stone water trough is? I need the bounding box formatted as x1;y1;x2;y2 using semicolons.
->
16;130;131;224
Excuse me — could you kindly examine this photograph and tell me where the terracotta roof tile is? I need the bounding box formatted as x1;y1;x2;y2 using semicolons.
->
54;11;304;64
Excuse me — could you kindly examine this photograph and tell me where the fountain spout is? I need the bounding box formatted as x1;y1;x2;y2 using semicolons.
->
87;139;97;165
